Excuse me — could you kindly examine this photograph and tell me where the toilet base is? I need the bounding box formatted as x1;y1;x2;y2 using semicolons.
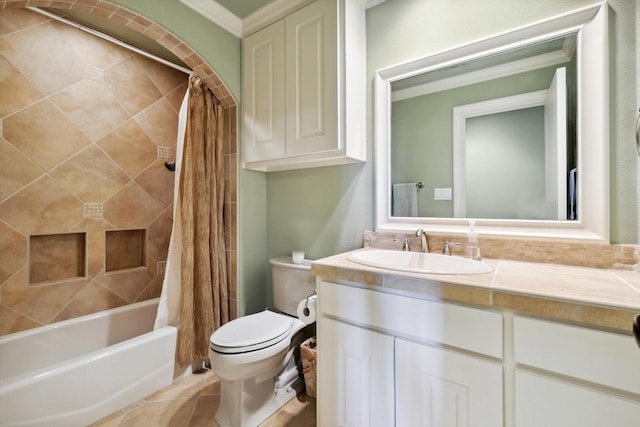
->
214;364;303;427
211;322;315;427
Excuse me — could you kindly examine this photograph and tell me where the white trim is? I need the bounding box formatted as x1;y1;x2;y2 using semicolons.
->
365;0;388;8
180;0;384;38
374;2;609;242
242;0;314;36
377;3;602;83
392;49;571;102
179;0;243;37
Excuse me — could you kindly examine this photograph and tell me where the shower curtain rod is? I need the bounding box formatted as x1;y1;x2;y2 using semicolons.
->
28;7;193;76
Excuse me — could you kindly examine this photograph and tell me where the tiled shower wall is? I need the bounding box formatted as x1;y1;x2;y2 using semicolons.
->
0;8;237;336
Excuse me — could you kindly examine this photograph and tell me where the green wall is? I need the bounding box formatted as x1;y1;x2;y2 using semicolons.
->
264;164;371;306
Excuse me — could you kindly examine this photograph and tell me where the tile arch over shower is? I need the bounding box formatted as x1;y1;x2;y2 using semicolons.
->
0;0;239;324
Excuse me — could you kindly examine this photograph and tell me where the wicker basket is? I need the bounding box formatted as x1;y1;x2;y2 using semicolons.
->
300;337;317;398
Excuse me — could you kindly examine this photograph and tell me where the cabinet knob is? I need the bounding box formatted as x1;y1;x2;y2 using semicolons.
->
634;314;640;349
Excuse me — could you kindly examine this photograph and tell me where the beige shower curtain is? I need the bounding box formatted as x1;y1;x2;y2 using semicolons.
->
177;75;229;365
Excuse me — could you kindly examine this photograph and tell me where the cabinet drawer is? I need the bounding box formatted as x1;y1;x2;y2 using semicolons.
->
318;280;503;358
514;316;640;394
515;369;640;427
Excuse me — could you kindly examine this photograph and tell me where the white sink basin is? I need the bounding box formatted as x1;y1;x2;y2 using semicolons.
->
347;249;493;275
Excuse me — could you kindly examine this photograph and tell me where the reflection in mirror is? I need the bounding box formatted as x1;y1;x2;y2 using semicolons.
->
391;35;577;221
374;3;609;242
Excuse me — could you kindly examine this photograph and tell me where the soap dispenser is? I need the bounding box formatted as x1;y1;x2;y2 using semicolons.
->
465;220;481;261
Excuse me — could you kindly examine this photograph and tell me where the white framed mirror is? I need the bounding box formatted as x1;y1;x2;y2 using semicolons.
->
374;2;609;242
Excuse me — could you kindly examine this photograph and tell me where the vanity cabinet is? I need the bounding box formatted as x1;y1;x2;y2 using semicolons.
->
317;279;504;427
242;0;366;172
513;316;640;427
317;278;640;426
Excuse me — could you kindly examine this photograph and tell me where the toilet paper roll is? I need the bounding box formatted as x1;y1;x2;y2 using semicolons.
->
297;295;317;325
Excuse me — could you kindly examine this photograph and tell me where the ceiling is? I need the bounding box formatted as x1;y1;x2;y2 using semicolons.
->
214;0;275;19
205;0;385;20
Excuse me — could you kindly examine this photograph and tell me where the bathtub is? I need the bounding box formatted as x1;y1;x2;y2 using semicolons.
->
0;298;177;427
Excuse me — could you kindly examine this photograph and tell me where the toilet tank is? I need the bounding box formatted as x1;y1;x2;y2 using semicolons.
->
270;257;316;316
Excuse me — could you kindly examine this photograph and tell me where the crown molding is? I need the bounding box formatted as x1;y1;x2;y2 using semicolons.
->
179;0;243;37
182;0;387;39
392;49;572;102
242;0;314;36
243;0;386;36
365;0;387;8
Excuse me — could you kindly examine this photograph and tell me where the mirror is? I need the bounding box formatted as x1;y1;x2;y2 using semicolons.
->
391;35;576;221
374;3;609;242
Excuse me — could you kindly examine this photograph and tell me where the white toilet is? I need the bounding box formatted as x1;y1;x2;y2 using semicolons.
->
209;256;316;427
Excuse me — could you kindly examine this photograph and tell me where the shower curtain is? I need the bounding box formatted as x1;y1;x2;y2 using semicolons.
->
153;90;188;330
154;76;229;366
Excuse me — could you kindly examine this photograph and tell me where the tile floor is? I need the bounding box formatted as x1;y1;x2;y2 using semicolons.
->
90;369;316;427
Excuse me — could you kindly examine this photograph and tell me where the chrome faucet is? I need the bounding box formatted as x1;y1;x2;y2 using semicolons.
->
394;237;409;251
415;229;429;253
442;241;461;256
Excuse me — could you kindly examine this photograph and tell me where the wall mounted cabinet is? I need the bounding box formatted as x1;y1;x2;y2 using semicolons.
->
242;0;366;172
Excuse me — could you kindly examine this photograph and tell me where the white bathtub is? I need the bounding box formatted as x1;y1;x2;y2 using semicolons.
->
0;298;177;427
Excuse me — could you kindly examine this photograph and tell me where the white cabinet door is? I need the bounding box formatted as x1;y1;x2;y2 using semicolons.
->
317;317;395;427
242;0;366;171
243;20;286;162
395;338;504;427
515;370;640;427
285;0;338;157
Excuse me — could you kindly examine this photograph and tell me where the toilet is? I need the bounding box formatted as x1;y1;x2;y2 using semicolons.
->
209;256;316;427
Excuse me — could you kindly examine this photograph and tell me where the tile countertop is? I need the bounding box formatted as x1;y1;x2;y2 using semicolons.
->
311;248;640;334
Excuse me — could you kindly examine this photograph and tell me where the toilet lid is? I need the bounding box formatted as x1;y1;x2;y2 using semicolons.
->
210;310;293;354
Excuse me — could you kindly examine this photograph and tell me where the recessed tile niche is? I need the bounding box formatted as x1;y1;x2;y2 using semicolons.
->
29;233;87;285
105;229;147;272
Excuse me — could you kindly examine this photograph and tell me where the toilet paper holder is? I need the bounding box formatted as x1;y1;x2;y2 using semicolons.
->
303;290;317;316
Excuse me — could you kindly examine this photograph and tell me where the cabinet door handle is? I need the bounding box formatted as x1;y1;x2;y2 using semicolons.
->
634;314;640;349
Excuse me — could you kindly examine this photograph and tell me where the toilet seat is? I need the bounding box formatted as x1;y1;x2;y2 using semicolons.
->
210;310;293;354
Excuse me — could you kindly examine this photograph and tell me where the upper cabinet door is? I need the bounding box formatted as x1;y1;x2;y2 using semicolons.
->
243;20;286;162
285;0;338;157
242;0;366;172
